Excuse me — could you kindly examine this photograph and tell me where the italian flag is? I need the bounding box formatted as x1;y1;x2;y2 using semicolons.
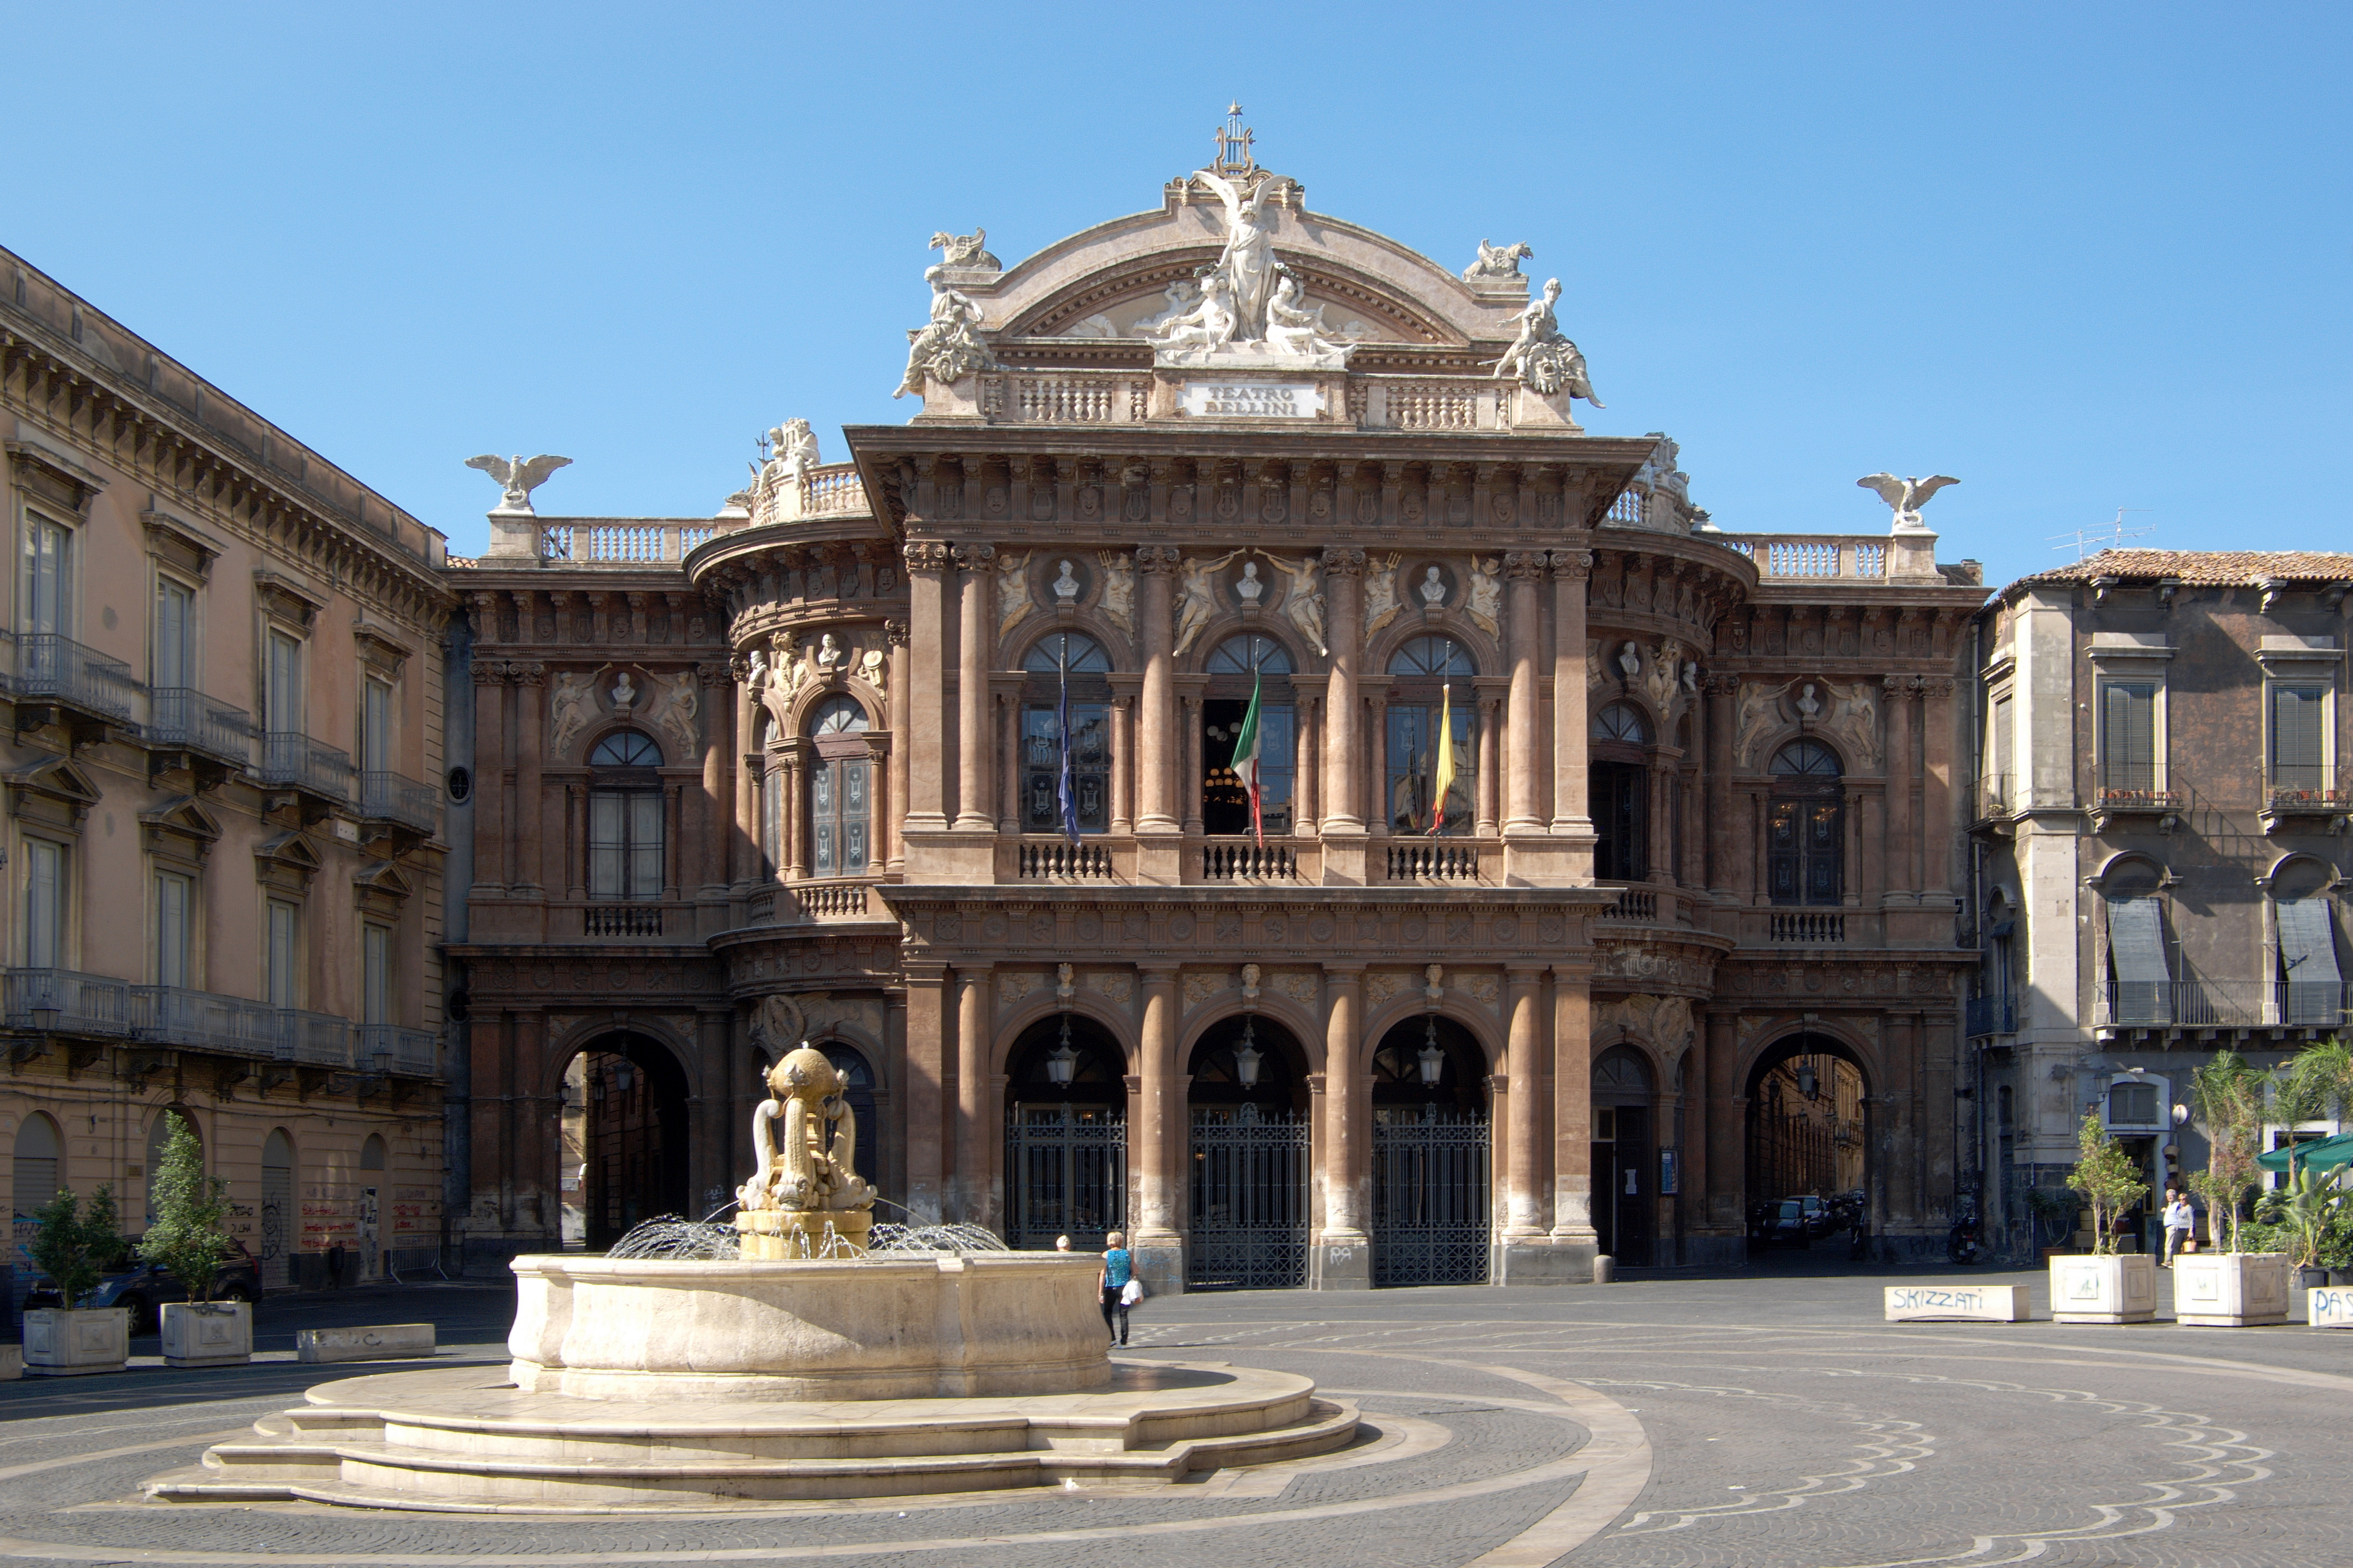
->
1428;682;1457;836
1231;670;1265;846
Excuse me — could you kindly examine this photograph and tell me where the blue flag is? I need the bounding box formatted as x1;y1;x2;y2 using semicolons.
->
1056;650;1082;846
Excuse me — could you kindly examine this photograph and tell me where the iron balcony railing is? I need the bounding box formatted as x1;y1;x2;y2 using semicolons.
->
358;1024;438;1076
275;1010;353;1067
260;732;353;800
2266;767;2349;812
131;986;280;1056
1966;995;2017;1038
359;770;438;834
1974;773;2012;821
2096;980;2353;1030
3;968;132;1036
145;689;252;761
11;634;136;723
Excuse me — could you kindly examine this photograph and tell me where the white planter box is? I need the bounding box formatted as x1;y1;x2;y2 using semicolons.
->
0;1345;20;1380
161;1300;252;1368
1885;1283;2032;1321
2050;1253;2157;1323
2310;1285;2353;1329
2174;1251;2290;1327
23;1307;129;1375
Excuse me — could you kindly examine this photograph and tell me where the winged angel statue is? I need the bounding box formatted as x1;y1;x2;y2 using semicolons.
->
465;453;572;512
1855;473;1959;528
1140;170;1344;363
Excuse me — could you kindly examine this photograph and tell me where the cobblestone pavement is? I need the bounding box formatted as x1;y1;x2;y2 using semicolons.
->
2;1267;2348;1565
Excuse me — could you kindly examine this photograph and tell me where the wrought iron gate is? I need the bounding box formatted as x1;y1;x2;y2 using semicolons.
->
1004;1108;1126;1249
1187;1107;1309;1289
1372;1110;1491;1285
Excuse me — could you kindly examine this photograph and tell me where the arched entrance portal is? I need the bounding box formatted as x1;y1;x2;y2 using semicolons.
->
1593;1047;1655;1265
1186;1014;1310;1291
810;1038;882;1193
1743;1033;1869;1246
1002;1014;1128;1250
1370;1016;1491;1287
575;1033;691;1249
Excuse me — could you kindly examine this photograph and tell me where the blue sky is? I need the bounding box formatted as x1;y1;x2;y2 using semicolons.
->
7;4;2346;586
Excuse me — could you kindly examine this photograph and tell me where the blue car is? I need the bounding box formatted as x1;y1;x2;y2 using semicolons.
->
79;1247;259;1334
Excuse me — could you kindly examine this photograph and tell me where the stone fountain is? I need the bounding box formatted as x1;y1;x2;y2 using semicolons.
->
145;1047;1357;1510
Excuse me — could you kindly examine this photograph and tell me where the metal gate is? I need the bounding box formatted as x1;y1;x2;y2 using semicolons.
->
1372;1109;1491;1286
259;1166;291;1289
1187;1107;1309;1290
1004;1108;1126;1249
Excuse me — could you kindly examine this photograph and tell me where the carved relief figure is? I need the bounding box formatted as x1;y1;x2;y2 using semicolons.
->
550;671;598;757
1196;169;1291;339
1263;269;1343;358
1265;554;1327;655
815;634;847;674
1174;550;1236;656
1492;279;1605;406
894;267;997;398
1131;279;1201;337
1467;558;1503;634
1417;565;1449;608
996;549;1034;637
1463;239;1533;281
1641;639;1684;719
1053;560;1082;604
858;646;887;693
1095;550;1136;638
1235;560;1264;604
1363;553;1403;637
758;418;820;508
1824;680;1882;769
1142;271;1239;356
647;670;699;759
1733;680;1777;769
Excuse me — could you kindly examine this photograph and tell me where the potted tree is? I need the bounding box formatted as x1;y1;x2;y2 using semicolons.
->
141;1112;249;1368
2050;1113;2156;1323
23;1185;130;1375
2176;1051;2291;1327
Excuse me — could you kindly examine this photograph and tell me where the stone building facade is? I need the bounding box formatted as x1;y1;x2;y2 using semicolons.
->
1;247;457;1301
1966;550;2353;1258
451;142;1988;1289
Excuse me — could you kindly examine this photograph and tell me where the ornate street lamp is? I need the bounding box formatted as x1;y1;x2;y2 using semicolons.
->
1231;1017;1263;1088
1416;1018;1446;1086
1046;1013;1078;1087
1796;1060;1819;1101
614;1056;636;1095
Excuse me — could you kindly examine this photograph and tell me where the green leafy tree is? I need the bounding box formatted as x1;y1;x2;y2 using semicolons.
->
2275;1040;2353;1179
2026;1185;2084;1249
80;1181;129;1274
2254;1164;2341;1271
136;1112;234;1303
2188;1050;2269;1253
27;1185;122;1307
2066;1113;2150;1256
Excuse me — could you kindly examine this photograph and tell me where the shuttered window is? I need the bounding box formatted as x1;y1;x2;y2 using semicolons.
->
2106;896;2172;1024
2100;682;2159;796
265;898;300;1008
155;871;191;990
2270;685;2328;794
23;840;65;970
362;924;391;1027
154;578;192;688
2277;897;2343;1024
1990;692;2014;804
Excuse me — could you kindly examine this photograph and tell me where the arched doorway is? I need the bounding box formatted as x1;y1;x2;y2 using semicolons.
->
1186;1014;1311;1290
1593;1047;1656;1265
1002;1014;1126;1250
576;1033;691;1249
1744;1032;1869;1246
1369;1016;1491;1286
13;1112;61;1307
259;1129;294;1290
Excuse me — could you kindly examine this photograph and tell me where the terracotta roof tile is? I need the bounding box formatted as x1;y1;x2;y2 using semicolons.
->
2008;548;2353;592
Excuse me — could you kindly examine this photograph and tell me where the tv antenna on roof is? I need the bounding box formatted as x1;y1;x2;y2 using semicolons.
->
2048;508;2155;562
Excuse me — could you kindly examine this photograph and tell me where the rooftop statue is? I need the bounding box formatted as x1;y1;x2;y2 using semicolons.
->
736;1044;877;1257
895;266;998;399
929;226;1000;270
1492;279;1604;407
1262;269;1345;358
1144;167;1346;368
1856;473;1959;531
464;452;572;514
1197;168;1289;340
1463;239;1534;281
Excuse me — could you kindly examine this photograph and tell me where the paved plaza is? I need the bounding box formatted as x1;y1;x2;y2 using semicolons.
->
0;1268;2346;1566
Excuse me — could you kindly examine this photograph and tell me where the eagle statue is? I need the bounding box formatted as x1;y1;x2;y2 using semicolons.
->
465;453;572;512
1856;472;1959;524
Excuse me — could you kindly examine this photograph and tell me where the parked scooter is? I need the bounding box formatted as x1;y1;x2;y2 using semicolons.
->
1947;1193;1984;1266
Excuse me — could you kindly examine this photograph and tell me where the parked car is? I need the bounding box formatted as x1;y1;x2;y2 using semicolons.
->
1757;1195;1841;1247
83;1245;260;1334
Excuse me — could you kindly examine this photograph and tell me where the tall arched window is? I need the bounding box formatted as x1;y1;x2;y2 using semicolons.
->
1021;634;1111;835
588;730;664;900
1385;636;1477;836
1591;701;1650;881
1204;634;1296;836
807;697;872;876
754;715;780;878
1767;740;1843;906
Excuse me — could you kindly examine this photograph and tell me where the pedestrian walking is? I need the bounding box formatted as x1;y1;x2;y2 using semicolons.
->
2162;1189;2194;1267
1100;1230;1133;1347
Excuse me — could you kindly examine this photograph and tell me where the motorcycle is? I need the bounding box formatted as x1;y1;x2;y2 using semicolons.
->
1947;1195;1984;1266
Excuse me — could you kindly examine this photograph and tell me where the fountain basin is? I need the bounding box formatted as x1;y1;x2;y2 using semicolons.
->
508;1253;1112;1401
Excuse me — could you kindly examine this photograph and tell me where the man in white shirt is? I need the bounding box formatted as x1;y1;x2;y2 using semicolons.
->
2162;1189;2196;1267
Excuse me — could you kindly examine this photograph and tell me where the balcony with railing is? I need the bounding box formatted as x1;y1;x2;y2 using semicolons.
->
540;520;717;564
358;770;439;835
1714;536;1888;581
978;371;1150;426
1765;910;1847;944
1971;773;2014;826
1014;838;1120;881
2263;766;2350;829
3;969;131;1036
2092;764;2178;826
9;634;136;728
584;904;664;938
358;1024;438;1076
275;1010;353;1067
2095;979;2352;1033
1382;840;1493;884
145;689;252;763
1966;994;2017;1038
786;881;884;922
131;986;280;1057
1201;838;1311;882
260;732;353;804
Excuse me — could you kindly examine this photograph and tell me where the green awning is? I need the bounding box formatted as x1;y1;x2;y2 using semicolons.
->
2257;1132;2353;1173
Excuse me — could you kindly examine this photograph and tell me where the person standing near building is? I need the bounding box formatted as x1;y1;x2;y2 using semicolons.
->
1100;1230;1132;1347
2162;1189;2195;1267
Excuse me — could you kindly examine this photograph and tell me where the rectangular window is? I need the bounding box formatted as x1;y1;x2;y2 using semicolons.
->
265;898;301;1008
2277;897;2343;1024
155;870;192;990
589;791;664;899
265;628;303;734
362;924;391;1027
362;676;393;772
2106;896;2172;1024
21;513;72;638
2108;1081;2160;1127
2099;681;2160;797
2270;684;2328;794
23;839;66;969
760;765;782;877
1990;691;2014;807
1021;703;1110;834
154;578;193;689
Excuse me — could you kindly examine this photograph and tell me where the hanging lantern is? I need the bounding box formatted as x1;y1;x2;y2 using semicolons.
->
1795;1060;1819;1101
1232;1017;1263;1088
1046;1013;1079;1086
1416;1018;1446;1086
615;1057;636;1095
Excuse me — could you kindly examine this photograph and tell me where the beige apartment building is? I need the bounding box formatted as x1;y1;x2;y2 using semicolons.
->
1;248;457;1301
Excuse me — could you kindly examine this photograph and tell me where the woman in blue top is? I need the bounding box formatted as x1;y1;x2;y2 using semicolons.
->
1099;1231;1132;1347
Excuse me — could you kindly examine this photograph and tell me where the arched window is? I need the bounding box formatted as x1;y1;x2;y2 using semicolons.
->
1204;634;1297;836
1385;637;1477;836
1767;740;1843;906
588;730;664;900
360;1133;387;1171
754;715;781;878
12;1112;61;1229
807;697;872;876
1020;634;1112;835
1591;701;1651;881
2272;859;2342;1025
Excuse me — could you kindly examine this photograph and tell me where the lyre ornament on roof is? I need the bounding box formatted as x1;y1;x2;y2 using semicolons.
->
1213;102;1256;176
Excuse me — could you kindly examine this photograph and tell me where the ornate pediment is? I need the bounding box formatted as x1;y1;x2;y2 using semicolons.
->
8;758;100;829
254;830;322;892
141;795;224;862
353;859;413;914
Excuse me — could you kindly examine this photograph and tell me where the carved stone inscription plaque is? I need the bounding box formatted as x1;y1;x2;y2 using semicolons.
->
1181;381;1325;419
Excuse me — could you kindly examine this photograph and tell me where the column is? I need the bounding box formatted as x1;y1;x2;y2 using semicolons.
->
1550;967;1598;1255
1503;966;1549;1238
1297;692;1319;833
1475;698;1500;837
1704;1010;1741;1246
998;693;1020;834
1181;694;1204;835
781;744;807;880
694;1008;733;1211
732;685;758;892
1549;550;1593;836
1314;967;1369;1287
470;660;507;892
1132;964;1183;1291
1882;674;1914;896
1920;676;1955;894
901;966;948;1221
1135;548;1181;834
510;663;546;897
1679;1014;1709;1247
698;664;731;898
953;544;995;831
1110;694;1133;834
954;966;994;1227
1503;551;1547;834
1321;549;1367;832
885;619;910;872
902;545;952;832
